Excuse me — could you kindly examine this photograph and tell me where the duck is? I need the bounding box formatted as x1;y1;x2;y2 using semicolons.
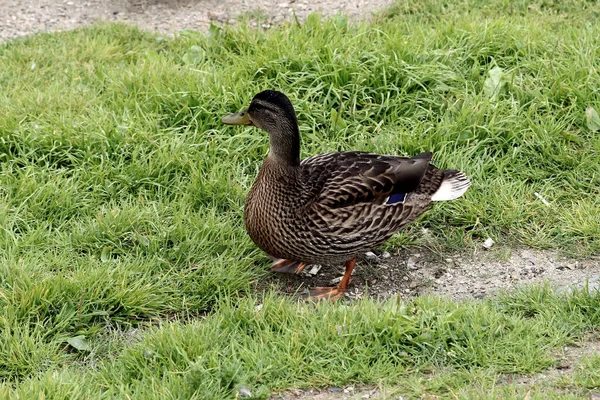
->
223;90;470;300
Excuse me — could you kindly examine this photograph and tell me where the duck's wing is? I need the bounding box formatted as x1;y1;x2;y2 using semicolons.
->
299;151;434;209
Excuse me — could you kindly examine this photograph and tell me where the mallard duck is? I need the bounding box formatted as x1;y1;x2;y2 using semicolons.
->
223;90;470;300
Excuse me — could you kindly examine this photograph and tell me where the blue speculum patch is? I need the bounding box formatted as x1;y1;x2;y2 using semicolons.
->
387;193;406;204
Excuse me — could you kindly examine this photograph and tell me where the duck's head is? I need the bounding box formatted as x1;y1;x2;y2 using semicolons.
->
222;90;300;166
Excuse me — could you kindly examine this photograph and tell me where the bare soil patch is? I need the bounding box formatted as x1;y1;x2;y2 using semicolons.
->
262;247;600;302
272;386;390;400
0;0;393;42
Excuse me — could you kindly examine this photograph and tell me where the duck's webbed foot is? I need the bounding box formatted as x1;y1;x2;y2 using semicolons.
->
307;286;347;301
306;258;356;302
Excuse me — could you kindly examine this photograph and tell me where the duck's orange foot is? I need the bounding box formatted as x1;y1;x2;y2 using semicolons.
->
304;258;357;303
270;258;306;274
306;286;347;302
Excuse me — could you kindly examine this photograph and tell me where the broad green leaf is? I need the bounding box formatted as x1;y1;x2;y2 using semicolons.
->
208;23;223;41
586;106;600;132
100;247;110;263
182;45;205;65
484;66;507;101
67;335;91;352
139;235;150;248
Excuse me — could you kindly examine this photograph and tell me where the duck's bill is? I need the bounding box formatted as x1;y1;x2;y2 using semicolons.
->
222;110;252;125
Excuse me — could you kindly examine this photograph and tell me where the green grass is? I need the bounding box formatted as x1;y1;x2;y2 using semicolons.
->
3;287;600;398
565;353;600;390
0;0;599;397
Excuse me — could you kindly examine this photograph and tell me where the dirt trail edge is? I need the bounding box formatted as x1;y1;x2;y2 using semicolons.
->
265;247;600;302
0;0;393;42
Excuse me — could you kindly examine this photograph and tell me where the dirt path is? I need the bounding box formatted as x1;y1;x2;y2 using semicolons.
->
267;246;600;302
0;0;393;42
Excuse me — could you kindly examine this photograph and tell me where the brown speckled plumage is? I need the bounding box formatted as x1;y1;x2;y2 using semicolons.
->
244;151;446;265
223;90;470;298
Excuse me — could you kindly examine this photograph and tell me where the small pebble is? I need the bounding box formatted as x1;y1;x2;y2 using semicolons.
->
381;251;391;259
307;264;322;275
483;237;494;249
406;257;417;269
330;276;342;284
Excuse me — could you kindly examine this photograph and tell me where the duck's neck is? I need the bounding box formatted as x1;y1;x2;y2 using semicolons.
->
267;121;300;167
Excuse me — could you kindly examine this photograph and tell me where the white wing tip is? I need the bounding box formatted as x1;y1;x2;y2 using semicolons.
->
431;171;471;201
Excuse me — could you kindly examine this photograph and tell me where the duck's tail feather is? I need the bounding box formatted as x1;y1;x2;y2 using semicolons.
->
431;170;470;201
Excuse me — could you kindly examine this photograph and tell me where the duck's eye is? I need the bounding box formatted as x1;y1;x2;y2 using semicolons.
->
240;112;245;116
